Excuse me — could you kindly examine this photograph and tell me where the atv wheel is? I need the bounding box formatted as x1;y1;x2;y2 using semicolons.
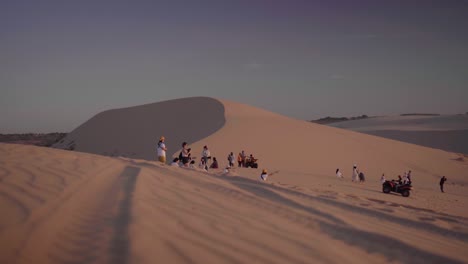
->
383;185;391;194
402;190;410;197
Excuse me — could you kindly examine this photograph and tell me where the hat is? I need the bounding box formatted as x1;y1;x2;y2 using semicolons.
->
262;169;267;174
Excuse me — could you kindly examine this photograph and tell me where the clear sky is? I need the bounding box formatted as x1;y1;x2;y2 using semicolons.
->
2;1;467;133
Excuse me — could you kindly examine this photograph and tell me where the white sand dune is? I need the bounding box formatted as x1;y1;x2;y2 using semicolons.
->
2;97;468;263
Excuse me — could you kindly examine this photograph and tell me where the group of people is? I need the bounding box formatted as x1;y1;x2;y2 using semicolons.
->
335;164;449;193
156;136;262;175
237;151;259;168
335;165;366;183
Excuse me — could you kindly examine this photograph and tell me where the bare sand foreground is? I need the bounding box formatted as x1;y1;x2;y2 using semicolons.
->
2;97;468;264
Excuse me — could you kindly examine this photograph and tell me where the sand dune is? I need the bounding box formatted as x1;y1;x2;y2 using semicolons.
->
53;97;225;160
2;97;468;263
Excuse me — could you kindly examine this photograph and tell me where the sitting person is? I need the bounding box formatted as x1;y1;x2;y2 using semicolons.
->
210;157;219;169
189;160;196;169
171;158;180;167
260;169;269;181
336;168;343;178
246;154;258;168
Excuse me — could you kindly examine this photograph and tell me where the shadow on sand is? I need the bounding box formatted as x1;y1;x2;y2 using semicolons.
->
109;166;140;264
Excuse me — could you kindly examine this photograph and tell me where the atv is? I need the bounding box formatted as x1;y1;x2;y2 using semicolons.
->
382;180;412;197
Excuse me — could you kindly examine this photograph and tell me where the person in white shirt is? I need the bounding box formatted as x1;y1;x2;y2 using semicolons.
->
336;168;343;178
260;169;269;181
170;158;180;167
201;145;211;166
352;165;358;182
157;136;167;164
381;174;386;184
227;152;235;168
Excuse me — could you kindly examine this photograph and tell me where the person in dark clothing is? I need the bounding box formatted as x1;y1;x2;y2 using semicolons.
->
210;157;219;169
440;176;447;193
358;172;365;183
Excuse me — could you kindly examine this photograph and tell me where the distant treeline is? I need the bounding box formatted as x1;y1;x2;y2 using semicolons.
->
311;115;369;124
400;113;440;116
0;133;67;147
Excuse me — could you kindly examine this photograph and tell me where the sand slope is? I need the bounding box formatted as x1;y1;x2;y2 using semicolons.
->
53;97;225;161
188;99;467;188
1;143;467;264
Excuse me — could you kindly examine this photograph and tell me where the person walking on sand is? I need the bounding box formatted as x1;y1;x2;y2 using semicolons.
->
352;165;358;182
336;168;343;178
157;136;167;163
440;176;447;193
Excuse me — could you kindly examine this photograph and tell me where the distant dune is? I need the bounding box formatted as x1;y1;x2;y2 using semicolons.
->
328;115;468;154
2;97;468;263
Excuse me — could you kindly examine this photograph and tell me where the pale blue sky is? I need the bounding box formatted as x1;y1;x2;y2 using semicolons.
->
1;1;467;132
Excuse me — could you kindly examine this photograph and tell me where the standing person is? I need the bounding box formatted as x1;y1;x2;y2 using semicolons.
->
440;176;447;193
352;165;358;182
237;152;243;167
336;168;343;178
157;136;167;164
381;174;386;184
227;152;235;168
201;145;211;166
407;170;412;184
241;150;246;167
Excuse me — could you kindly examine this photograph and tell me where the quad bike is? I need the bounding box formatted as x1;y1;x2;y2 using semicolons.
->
382;180;412;197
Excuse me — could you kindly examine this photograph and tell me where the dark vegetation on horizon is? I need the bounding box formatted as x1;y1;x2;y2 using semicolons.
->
400;113;440;116
311;115;369;124
0;133;67;147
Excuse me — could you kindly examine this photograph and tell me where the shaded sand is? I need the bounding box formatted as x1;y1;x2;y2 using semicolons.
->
53;97;225;161
1;143;467;264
